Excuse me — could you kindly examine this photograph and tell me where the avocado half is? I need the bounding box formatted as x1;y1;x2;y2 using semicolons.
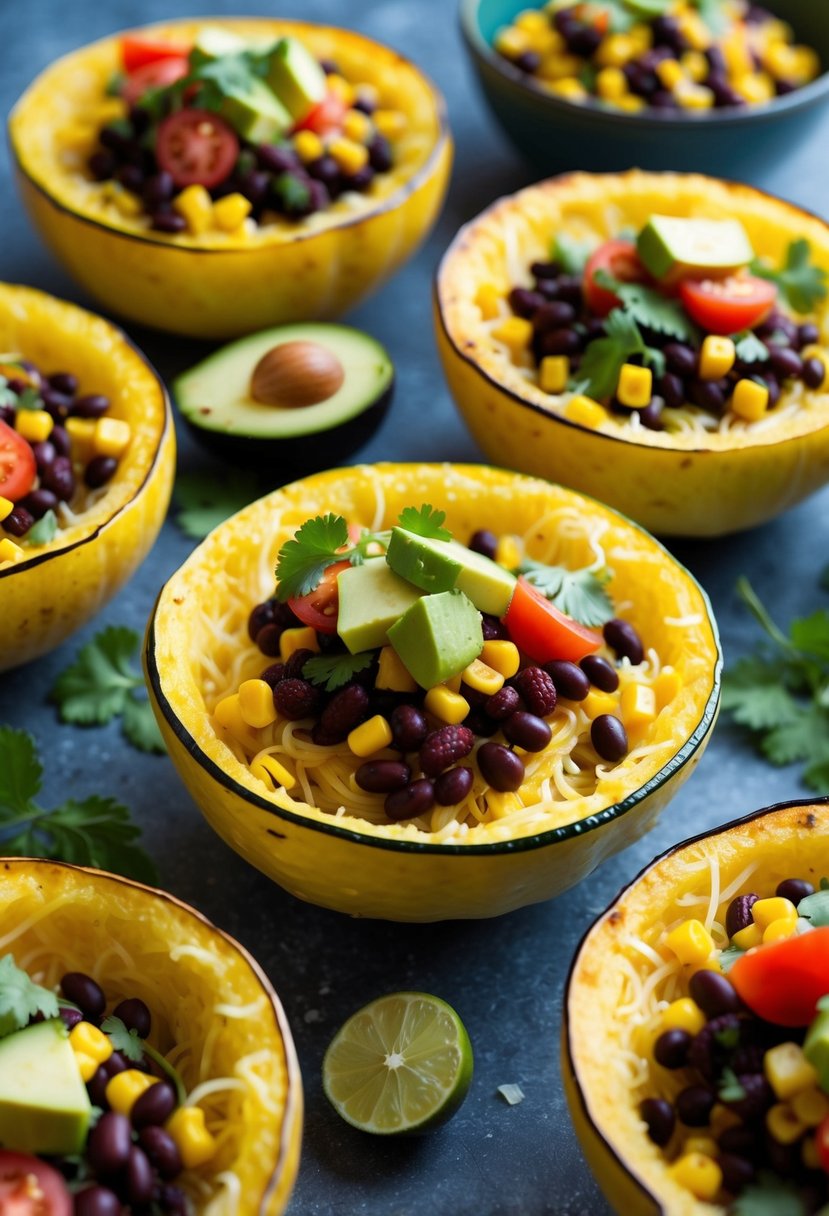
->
173;323;394;475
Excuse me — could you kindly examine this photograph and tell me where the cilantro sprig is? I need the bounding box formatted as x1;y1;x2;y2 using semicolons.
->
51;627;165;755
23;509;58;547
574;310;664;400
718;1067;746;1103
732;1174;807;1216
722;573;829;790
303;651;375;692
520;559;614;627
751;239;828;315
102;1014;187;1102
0;727;157;882
734;331;770;364
0;954;59;1038
594;271;698;343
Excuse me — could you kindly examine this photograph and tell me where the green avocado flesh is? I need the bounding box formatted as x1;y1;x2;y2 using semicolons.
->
266;37;327;120
386;528;517;616
173;324;394;440
219;76;292;144
637;216;754;282
0;1019;91;1155
804;1009;829;1090
387;590;484;688
337;560;423;654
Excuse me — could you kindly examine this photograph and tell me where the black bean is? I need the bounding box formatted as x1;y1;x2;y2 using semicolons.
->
799;322;820;347
624;62;659;97
59;1006;84;1030
725;1073;774;1122
84;456;118;489
468;529;498;560
664;342;698;377
42;455;75;501
776;877;814;905
0;405;14;426
690;379;725;412
567;22;602;55
3;506;35;536
356;760;411;793
725;893;759;939
434;766;474;806
151;211;187;234
502;711;551;752
539;328;581;358
580;654;619;692
20;489;59;520
116;163;145;193
718;1124;757;1158
157;1184;189;1214
71;394;110;419
486;685;521;720
803;357;826;390
513;50;541;73
654;1029;692;1069
111;996;150;1039
138;1125;183;1180
48;371;78;396
638;399;665;431
143;171;175;208
50;425;71;456
591;715;628;762
368;134;392;173
650;89;679;109
710;78;744;108
552;274;583;306
689;970;740;1019
544;659;589;701
253;622;281;656
31;441;56;476
603;619;644;665
660;371;686;409
385;778;435;821
640;1097;675;1147
390;704;428;751
87;1052;128;1107
61;971;105;1018
676;1084;716;1127
717;1152;755;1193
41;387;73;420
762;313;799;346
652;14;686;51
531;260;560;281
89;149;117;180
122;1145;155;1205
259;662;285;688
74;1186;122;1216
88;1110;132;1174
481;613;507;641
507;287;544;319
532;300;576;332
763;373;782;408
477;742;524;791
768;346;803;380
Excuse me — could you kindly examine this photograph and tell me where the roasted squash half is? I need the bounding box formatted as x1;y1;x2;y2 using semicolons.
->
563;797;829;1216
435;171;829;538
145;462;721;922
0;857;303;1215
9;19;452;339
0;283;174;672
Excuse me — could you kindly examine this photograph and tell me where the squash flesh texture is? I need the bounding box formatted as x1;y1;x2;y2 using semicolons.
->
0;860;301;1215
566;802;829;1216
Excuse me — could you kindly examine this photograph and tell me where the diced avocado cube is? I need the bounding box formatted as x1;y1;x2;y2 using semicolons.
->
192;26;251;64
266;36;327;121
804;1009;829;1092
637;216;754;282
0;1019;91;1155
337;560;423;654
387;590;483;689
219;76;292;144
385;527;517;617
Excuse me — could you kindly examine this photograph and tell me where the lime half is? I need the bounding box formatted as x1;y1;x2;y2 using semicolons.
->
322;991;474;1134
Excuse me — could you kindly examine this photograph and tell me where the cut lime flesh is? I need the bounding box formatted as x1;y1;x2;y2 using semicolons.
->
322;991;473;1134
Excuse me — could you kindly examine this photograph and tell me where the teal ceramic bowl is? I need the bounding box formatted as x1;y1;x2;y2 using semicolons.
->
461;0;829;174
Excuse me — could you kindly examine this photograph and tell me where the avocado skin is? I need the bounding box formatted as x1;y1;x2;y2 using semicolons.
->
181;377;393;477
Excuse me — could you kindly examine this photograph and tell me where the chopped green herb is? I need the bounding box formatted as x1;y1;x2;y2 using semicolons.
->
714;1021;740;1047
397;504;451;542
275;514;350;600
520;560;613;626
718;946;746;975
594;271;699;342
734;331;770;364
751;239;828;315
14;387;44;412
0;954;59;1038
273;172;311;213
732;1174;807;1216
718;1067;747;1102
552;233;594;276
574;309;654;400
303;651;376;692
691;0;730;35
101;1014;144;1062
174;469;260;541
24;509;58;547
796;889;829;928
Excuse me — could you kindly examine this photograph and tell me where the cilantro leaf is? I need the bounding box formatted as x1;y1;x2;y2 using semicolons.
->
303;651;375;692
24;509;58;547
595;271;699;342
804;754;829;792
0;954;59;1038
273;172;311;213
734;331;770;364
751;239;828;315
790;609;829;661
718;1067;746;1102
101;1014;144;1062
797;889;829;927
0;726;42;815
520;560;613;626
51;627;165;755
722;655;801;731
691;0;730;35
397;504;452;541
174;469;259;541
762;704;829;767
15;387;44;411
732;1174;807;1216
552;233;594;275
575;309;648;400
275;514;350;600
713;1018;741;1043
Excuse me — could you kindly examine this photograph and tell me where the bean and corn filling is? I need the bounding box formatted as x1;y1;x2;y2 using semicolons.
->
493;0;820;112
639;876;829;1212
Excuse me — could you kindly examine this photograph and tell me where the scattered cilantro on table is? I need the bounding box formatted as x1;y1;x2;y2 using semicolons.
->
173;469;260;541
0;954;58;1038
51;626;165;755
721;573;829;790
751;239;828;315
573;310;664;399
0;727;157;883
304;651;376;692
520;560;614;626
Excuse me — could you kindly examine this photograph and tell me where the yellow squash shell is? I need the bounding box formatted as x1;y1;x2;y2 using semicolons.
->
435;171;829;537
145;462;721;922
10;20;452;339
0;283;174;672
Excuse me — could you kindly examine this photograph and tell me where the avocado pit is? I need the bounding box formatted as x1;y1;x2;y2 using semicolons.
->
251;340;346;409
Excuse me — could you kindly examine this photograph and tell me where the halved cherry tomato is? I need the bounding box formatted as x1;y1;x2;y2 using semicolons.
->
121;35;192;74
0;1151;71;1216
0;419;36;503
730;925;829;1027
583;239;649;317
294;91;347;135
155;109;239;189
679;275;778;335
503;577;602;664
287;559;351;635
121;57;190;108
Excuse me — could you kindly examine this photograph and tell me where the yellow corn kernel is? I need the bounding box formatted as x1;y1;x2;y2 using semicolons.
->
766;1102;807;1145
373;109;406;140
615;94;646;113
764;18;794;46
765;1043;820;1101
515;8;549;33
752;896;797;930
213;192;252;234
425;685;470;725
494;25;531;57
444;673;463;694
675;81;715;110
565;394;607;429
629;23;652;53
523;26;559;55
656;58;684;90
475;284;502;321
732;922;763;950
787;45;820;85
792;1088;829;1128
279;625;320;662
69;1021;113;1068
238;679;278;729
173;184;213;235
667;1153;722;1200
165;1106;217;1169
539;354;569;393
721;31;755;78
545;77;587;100
763;916;799;944
491;316;534;354
15;409;53;443
65;417;96;458
620;683;656;734
803;1135;821;1170
94;417;131;459
676;12;711;51
343;109;373;144
348;714;393;758
595;34;637;68
213;694;260;749
73;1052;101;1083
666;919;715;966
0;496;12;523
0;538;24;564
487;790;522;819
329;137;370;176
106;1069;155;1117
293;130;325;164
582;689;618;720
595;67;628;101
112;188;143;218
376;645;418;692
250;754;296;793
480;641;521;681
326;73;355;105
699;335;736;380
537;53;584;82
463;658;505;697
661;998;706;1036
654;666;682;710
731;378;769;421
494;534;522;571
617;363;652;408
732;72;775;105
683;1136;718;1158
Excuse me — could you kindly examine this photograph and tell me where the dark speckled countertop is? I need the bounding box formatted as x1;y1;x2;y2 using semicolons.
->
2;2;829;1213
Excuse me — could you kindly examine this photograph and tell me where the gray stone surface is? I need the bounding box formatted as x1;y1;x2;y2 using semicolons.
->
1;2;829;1213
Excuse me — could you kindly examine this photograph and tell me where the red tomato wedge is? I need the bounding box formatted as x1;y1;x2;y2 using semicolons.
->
294;91;347;135
155;109;239;189
730;926;829;1027
287;560;351;635
678;275;777;335
121;57;190;107
0;419;36;503
583;240;649;317
503;577;602;664
121;35;192;73
0;1151;71;1216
